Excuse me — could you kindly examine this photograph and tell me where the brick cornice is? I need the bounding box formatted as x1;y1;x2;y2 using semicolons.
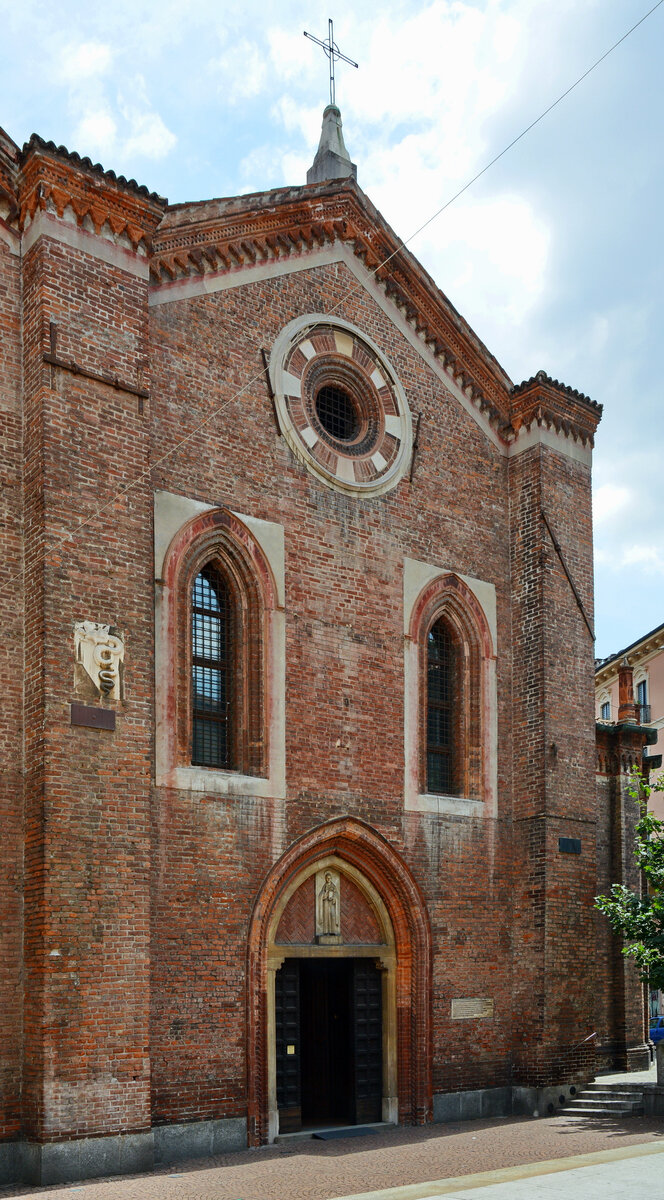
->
151;179;515;433
0;126;19;224
595;720;656;775
510;370;602;448
17;134;166;250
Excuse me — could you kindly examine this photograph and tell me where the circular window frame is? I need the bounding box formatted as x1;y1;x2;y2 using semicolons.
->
269;314;413;497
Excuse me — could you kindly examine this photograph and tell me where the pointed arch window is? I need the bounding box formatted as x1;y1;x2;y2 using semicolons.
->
426;618;459;795
192;564;232;768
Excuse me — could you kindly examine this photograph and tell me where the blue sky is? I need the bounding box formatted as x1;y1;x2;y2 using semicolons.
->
1;0;662;658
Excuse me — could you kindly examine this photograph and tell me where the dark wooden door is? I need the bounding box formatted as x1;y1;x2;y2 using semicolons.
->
275;960;301;1132
300;959;352;1125
351;960;383;1124
276;958;383;1131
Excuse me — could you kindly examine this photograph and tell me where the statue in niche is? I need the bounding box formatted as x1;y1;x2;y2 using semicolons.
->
320;872;339;935
315;868;341;943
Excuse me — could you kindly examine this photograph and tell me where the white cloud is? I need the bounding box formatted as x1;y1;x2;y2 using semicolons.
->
57;40;113;84
415;193;551;330
622;545;664;574
121;108;177;160
208;40;268;102
593;483;632;526
72;108;117;157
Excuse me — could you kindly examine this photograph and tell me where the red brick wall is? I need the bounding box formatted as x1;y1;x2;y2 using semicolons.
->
276;878;315;944
20;228;154;1140
2;168;604;1145
0;227;23;1139
508;445;598;1084
148;260;517;1125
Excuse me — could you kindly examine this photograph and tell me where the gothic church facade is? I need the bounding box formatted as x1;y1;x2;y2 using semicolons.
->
0;112;635;1185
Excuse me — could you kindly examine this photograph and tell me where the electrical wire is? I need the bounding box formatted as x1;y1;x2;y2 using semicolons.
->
9;0;664;590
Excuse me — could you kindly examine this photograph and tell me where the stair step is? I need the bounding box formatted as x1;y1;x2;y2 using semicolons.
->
562;1104;644;1117
567;1099;642;1110
575;1094;641;1105
584;1084;640;1094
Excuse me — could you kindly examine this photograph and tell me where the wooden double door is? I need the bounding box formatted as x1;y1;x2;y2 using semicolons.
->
275;957;383;1131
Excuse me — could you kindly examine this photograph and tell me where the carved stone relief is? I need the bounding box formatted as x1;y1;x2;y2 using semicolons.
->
74;622;124;701
315;869;341;944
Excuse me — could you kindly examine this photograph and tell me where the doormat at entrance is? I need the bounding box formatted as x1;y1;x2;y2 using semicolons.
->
313;1127;377;1140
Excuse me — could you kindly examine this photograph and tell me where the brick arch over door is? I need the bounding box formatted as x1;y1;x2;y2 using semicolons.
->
246;817;432;1144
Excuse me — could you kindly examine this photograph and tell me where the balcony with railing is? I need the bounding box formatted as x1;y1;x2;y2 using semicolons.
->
638;703;652;724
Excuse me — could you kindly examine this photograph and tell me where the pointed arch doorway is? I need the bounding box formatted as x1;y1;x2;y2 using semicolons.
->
246;819;432;1144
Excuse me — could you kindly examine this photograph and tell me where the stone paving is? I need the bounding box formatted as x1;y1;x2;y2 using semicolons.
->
1;1112;662;1200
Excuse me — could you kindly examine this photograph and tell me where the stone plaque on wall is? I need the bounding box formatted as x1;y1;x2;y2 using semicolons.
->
451;997;494;1020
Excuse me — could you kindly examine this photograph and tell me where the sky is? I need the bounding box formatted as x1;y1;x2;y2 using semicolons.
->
1;0;662;659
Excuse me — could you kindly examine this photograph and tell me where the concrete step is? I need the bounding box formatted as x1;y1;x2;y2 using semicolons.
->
563;1104;644;1117
583;1083;639;1094
561;1088;644;1117
567;1098;643;1111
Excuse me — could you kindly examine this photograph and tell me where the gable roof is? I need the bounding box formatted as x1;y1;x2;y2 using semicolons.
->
6;130;602;449
153;176;515;434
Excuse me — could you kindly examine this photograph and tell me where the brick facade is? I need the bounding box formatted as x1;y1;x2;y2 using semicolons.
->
0;121;644;1185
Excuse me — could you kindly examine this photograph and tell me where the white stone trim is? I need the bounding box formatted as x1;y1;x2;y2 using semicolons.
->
403;557;498;818
154;490;215;578
509;422;593;467
154;490;285;799
21;210;150;278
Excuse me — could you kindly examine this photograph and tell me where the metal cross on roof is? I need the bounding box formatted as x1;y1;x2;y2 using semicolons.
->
304;18;358;108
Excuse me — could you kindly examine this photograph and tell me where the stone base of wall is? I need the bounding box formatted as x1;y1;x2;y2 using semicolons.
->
433;1083;584;1123
626;1044;651;1072
153;1117;247;1165
0;1117;247;1186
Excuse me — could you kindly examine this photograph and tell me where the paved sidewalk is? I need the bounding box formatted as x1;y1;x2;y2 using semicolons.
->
331;1140;664;1200
1;1110;662;1200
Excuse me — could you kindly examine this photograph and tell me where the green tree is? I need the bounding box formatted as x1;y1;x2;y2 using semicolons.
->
595;772;664;992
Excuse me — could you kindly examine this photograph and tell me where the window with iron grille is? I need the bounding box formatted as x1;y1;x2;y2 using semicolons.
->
315;385;360;442
192;564;231;768
427;619;457;794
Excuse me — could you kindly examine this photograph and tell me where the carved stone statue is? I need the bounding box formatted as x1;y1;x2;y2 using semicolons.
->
315;868;341;942
74;621;124;701
320;871;339;935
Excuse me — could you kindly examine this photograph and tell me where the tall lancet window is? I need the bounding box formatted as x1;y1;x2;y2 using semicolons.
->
192;564;231;768
426;619;457;795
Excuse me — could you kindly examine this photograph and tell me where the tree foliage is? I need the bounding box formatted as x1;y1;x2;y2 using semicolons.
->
595;772;664;992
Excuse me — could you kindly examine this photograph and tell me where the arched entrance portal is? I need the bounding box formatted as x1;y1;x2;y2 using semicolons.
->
246;819;432;1144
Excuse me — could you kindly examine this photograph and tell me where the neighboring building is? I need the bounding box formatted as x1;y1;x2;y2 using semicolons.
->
595;625;664;1023
0;110;648;1187
595;621;664;815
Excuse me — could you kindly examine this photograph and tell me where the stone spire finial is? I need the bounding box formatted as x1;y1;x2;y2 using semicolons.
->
307;106;357;185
